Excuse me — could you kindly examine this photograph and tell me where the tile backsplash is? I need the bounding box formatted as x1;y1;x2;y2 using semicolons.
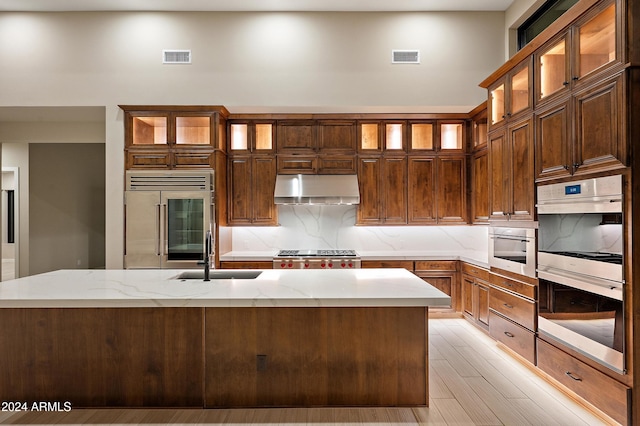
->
223;205;489;259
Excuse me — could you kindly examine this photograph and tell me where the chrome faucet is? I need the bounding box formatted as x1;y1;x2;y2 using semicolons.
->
199;230;212;281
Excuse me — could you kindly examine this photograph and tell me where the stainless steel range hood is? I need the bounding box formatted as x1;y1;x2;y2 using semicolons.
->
274;174;360;205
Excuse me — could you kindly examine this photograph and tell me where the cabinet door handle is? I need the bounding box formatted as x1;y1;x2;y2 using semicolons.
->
565;371;582;382
504;331;514;338
563;165;570;170
563;81;570;86
573;163;580;169
503;281;513;287
503;303;514;309
572;76;579;81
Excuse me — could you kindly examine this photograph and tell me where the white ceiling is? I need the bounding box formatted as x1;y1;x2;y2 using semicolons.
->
0;0;516;12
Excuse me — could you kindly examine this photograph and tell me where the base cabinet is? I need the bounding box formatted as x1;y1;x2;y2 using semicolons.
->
537;338;630;426
415;261;459;313
461;263;490;330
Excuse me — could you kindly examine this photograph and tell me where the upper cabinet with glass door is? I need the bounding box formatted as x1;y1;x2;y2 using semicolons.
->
228;121;275;154
408;121;465;153
126;112;217;147
489;58;532;130
122;106;229;149
535;0;620;105
358;121;407;153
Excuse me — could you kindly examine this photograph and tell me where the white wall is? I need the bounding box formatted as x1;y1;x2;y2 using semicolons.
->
0;10;517;268
2;144;29;277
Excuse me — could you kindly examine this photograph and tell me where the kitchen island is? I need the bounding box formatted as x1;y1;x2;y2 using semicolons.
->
0;268;449;408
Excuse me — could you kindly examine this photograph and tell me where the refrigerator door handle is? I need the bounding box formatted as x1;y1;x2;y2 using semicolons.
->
160;203;167;256
155;203;162;256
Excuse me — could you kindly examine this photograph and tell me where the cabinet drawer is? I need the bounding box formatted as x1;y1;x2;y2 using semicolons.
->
276;156;317;174
489;286;535;330
220;261;273;269
317;156;357;174
461;263;489;281
173;151;213;168
537;339;630;426
126;150;171;169
490;273;536;299
361;260;414;271
415;260;458;272
489;311;535;364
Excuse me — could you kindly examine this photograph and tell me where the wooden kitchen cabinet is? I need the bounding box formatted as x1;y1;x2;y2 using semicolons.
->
275;119;356;174
358;122;382;152
488;115;534;222
534;0;620;107
228;156;277;225
535;72;625;182
276;121;315;154
537;338;630;425
415;261;459;313
461;263;490;330
317;120;357;153
573;72;626;175
382;156;407;224
220;261;273;269
356;156;407;225
470;148;489;224
436;156;467;224
122;106;228;170
229;121;275;154
407;157;436;224
488;271;537;364
470;104;489;224
533;0;625;182
361;260;414;271
488;58;532;131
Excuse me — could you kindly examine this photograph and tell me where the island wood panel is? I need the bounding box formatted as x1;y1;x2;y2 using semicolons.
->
0;308;204;407
204;307;427;407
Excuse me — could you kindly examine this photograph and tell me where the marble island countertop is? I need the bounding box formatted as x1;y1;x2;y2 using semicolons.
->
0;268;451;309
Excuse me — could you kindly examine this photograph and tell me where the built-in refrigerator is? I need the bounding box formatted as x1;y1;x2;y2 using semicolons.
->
124;170;214;269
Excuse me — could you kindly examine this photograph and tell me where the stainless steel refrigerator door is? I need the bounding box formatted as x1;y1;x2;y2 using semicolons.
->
161;191;212;268
124;191;162;268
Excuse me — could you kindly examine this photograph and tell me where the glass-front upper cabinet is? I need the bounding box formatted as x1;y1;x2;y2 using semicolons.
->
127;111;215;146
537;35;569;102
229;121;275;154
439;122;464;151
409;122;434;151
358;122;383;152
385;122;405;151
576;1;617;79
535;0;618;105
489;59;531;129
409;121;464;152
358;121;406;152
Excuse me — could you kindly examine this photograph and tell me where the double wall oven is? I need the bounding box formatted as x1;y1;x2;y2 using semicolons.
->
536;175;625;373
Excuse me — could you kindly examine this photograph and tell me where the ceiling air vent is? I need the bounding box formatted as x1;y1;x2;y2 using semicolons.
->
163;49;191;64
392;50;420;64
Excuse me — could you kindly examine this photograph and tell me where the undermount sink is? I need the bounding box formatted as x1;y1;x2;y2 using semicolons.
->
175;270;263;280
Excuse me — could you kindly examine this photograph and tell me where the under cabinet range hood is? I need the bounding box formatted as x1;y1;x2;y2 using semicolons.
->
274;174;360;205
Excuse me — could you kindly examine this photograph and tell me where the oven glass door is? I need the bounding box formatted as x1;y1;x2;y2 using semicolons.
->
489;227;536;277
539;279;624;373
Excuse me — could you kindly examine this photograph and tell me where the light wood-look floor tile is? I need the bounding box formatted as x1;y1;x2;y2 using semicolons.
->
0;318;610;425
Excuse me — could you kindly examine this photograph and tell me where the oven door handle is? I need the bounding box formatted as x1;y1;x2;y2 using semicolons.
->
490;235;532;243
537;265;624;301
